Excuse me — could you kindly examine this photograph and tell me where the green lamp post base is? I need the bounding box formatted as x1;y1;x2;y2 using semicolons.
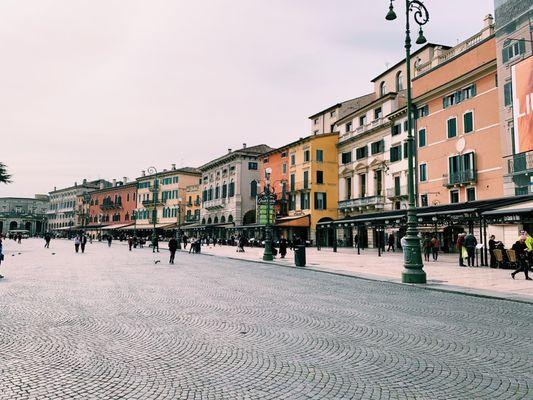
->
263;243;274;261
402;268;427;284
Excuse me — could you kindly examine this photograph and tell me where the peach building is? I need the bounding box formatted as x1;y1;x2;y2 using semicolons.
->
412;18;503;207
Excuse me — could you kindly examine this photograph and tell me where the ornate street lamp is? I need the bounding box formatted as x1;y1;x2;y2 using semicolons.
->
176;197;182;250
146;166;159;244
132;210;137;238
385;0;428;283
262;167;274;261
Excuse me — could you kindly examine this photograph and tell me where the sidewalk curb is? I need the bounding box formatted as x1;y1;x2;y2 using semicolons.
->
186;249;533;305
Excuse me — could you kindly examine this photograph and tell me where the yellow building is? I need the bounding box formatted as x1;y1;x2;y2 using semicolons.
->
184;184;202;225
261;132;339;243
134;165;201;235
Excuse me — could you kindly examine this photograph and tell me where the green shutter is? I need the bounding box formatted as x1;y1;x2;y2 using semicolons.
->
471;84;476;97
464;112;473;133
323;193;327;210
518;39;526;55
447;118;457;138
502;47;509;63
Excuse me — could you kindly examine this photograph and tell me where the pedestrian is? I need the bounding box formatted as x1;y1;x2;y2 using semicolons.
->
133;235;138;248
422;235;433;262
279;236;287;258
457;233;466;266
387;233;395;252
17;233;22;244
511;236;532;280
168;236;178;264
237;236;245;252
183;234;188;249
488;235;502;268
0;237;4;279
107;235;112;247
74;235;81;253
81;234;87;253
152;235;159;253
431;236;440;261
44;233;51;248
128;236;133;251
464;232;477;267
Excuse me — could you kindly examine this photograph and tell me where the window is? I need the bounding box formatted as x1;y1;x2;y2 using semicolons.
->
341;151;352;164
303;171;309;189
417;105;429;118
330;124;335;132
359;115;367;126
419;164;427;182
371;140;384;154
314;192;327;210
313;130;319;135
290;154;296;165
356;146;368;160
403;120;408;131
448;152;475;184
396;71;403;91
418;129;426;147
222;183;227;198
420;194;428;207
300;192;310;210
250;181;257;197
390;145;402;162
504;82;513;106
290;174;295;192
330;110;335;117
394;176;401;196
228;181;235;197
359;174;366;197
391;124;402;136
248;162;258;170
374;107;382;120
379;81;386;96
316;170;324;184
345;177;352;200
443;84;476;108
288;194;296;211
447;117;457;138
263;157;269;163
466;187;476;202
450;190;459;204
202;190;207;202
215;186;220;199
463;111;474;133
281;151;287;158
303;149;310;162
375;170;383;196
316;149;323;162
314;118;319;124
282;163;287;174
346;122;352;132
502;39;526;63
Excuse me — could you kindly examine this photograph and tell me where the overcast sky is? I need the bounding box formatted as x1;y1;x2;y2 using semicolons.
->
1;0;494;197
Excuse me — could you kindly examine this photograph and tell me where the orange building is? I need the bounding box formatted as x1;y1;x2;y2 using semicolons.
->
412;20;503;207
87;180;138;235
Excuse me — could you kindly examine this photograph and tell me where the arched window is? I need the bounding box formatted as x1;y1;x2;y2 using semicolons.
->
214;216;219;224
396;71;403;91
250;180;258;197
220;216;226;223
379;81;386;96
215;185;220;199
207;217;212;224
201;218;206;225
228;215;233;223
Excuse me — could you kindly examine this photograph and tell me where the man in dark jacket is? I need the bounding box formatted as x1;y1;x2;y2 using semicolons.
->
464;233;477;267
511;238;531;280
168;237;178;264
279;236;288;258
457;233;466;266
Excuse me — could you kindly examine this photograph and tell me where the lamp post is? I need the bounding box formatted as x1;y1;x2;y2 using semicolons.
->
262;168;274;261
176;197;182;250
132;210;137;238
386;0;428;284
147;166;159;244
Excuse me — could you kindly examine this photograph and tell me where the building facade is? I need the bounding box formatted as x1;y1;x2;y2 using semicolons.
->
199;144;273;237
413;18;503;207
0;195;49;236
494;1;533;196
135;166;201;232
48;179;111;232
184;184;202;225
261;134;339;242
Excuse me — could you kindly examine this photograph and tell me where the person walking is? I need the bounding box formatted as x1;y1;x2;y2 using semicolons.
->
237;236;245;252
152;235;159;253
422;235;433;262
0;237;4;279
387;233;395;252
44;233;51;248
168;236;178;264
107;235;112;247
127;236;133;251
279;236;288;259
511;237;532;280
74;235;81;253
182;235;188;249
464;232;477;267
80;234;87;253
431;236;440;261
457;233;466;266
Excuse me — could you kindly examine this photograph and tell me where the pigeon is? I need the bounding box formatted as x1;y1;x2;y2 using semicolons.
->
51;253;56;255
154;260;161;264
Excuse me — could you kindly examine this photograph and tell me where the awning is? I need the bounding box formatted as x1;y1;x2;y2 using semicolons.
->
101;223;134;230
276;214;310;227
417;208;477;217
118;223;176;230
483;208;533;216
54;225;87;231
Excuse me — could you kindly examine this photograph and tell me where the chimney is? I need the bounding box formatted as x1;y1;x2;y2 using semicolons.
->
171;164;176;170
112;179;117;187
228;148;232;153
83;178;87;184
54;186;56;191
123;177;128;183
141;170;146;177
243;143;247;149
74;182;77;187
484;14;493;28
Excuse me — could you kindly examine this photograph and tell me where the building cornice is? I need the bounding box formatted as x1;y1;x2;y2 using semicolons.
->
335;93;398;126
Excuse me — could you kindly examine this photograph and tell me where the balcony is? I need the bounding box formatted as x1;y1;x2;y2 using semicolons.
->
99;201;122;210
507;151;533;175
194;200;201;206
204;198;226;210
142;198;165;208
338;195;385;211
185;215;200;223
386;185;408;199
443;169;477;187
340;117;387;144
289;182;312;193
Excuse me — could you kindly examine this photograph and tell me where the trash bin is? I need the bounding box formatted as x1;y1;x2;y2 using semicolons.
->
294;245;306;267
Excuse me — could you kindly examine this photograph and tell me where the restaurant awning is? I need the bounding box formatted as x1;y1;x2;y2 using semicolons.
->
101;222;134;230
276;214;310;227
118;222;176;230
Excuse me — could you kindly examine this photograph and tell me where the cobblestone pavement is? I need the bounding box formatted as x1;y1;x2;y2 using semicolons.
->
0;239;532;400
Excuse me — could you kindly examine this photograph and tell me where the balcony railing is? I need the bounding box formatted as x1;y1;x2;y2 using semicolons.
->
340;117;387;143
507;151;533;174
194;200;201;206
386;185;408;199
185;215;200;223
204;198;226;210
142;198;165;208
443;169;477;187
99;201;122;210
338;195;385;210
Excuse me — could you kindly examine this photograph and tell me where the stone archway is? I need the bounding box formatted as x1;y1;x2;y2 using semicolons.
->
9;221;17;230
243;210;256;225
25;221;32;232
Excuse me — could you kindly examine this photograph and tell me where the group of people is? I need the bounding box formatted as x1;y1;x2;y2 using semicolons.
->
422;235;441;262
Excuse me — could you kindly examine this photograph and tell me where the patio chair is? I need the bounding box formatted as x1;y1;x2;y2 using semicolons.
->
506;249;518;270
493;249;504;269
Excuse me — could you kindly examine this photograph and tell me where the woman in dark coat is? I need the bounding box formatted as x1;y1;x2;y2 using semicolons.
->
279;236;288;258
